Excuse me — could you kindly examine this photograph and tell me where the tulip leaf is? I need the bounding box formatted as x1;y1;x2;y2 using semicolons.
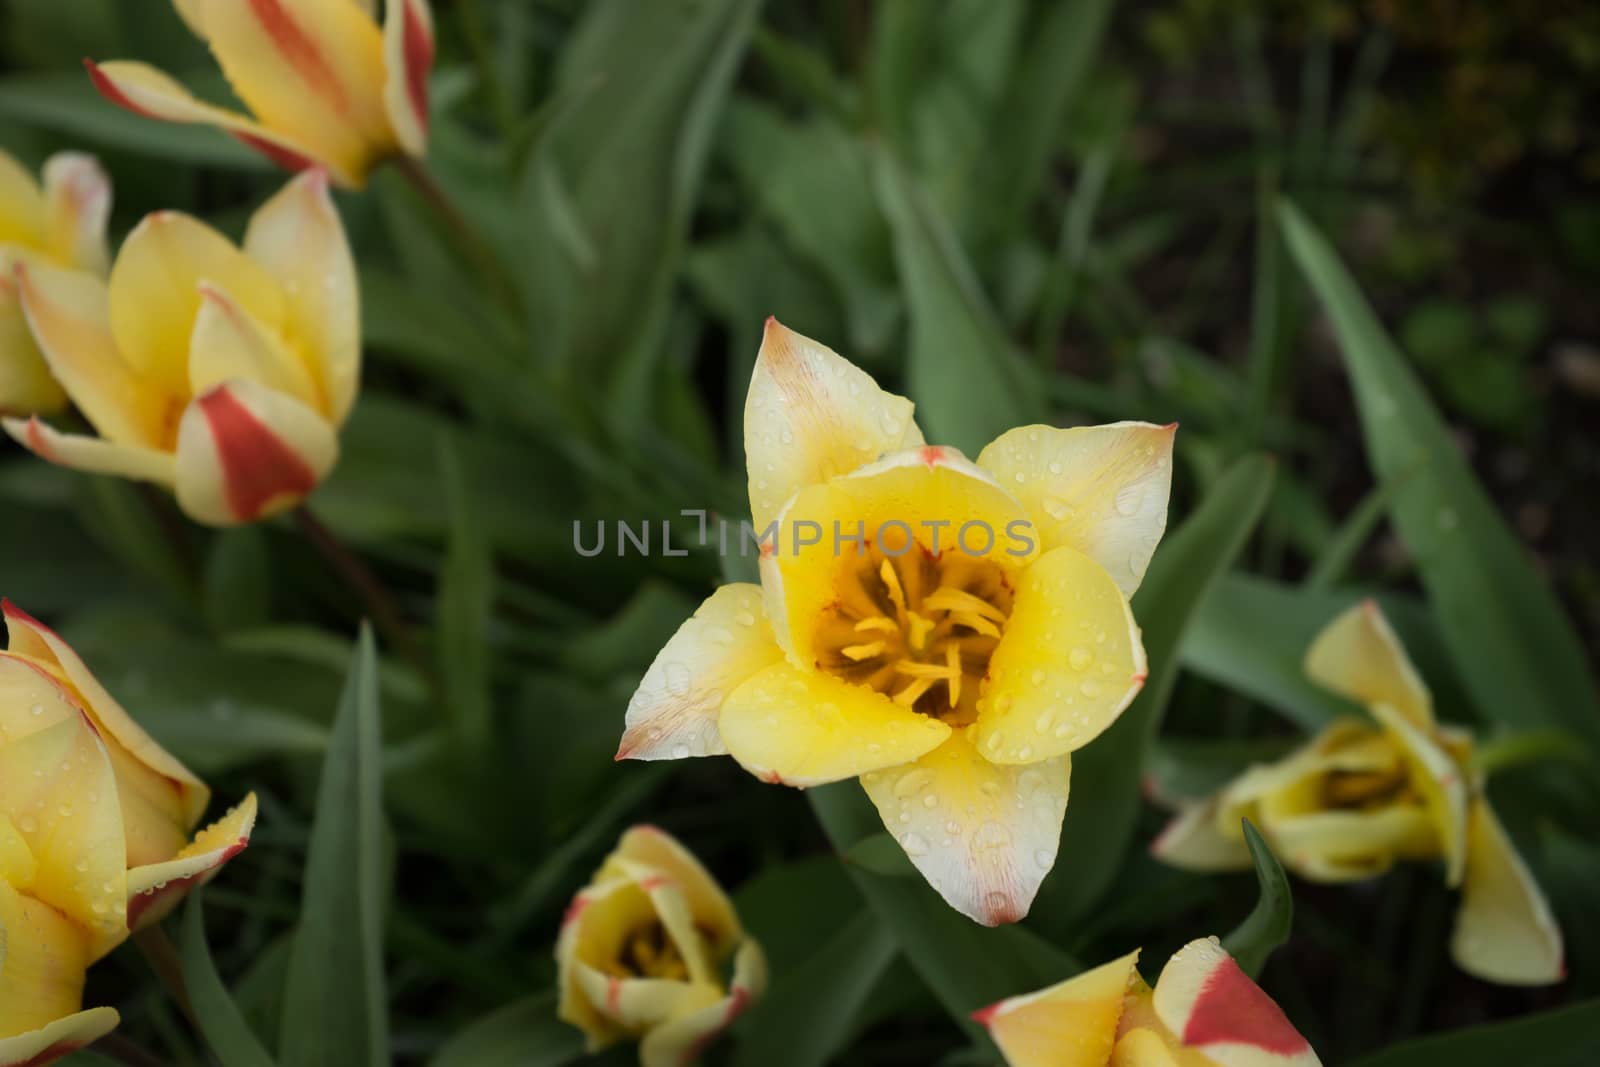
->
809;782;1079;1036
873;147;1041;456
733;910;899;1067
1345;997;1600;1067
1041;453;1276;926
429;993;584;1067
279;626;391;1067
1220;820;1293;978
1278;200;1600;750
843;833;917;878
180;889;279;1067
437;432;494;753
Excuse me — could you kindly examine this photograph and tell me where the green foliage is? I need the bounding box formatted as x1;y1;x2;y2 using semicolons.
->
1221;821;1293;978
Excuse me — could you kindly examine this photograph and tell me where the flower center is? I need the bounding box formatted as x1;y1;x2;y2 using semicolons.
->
813;543;1012;725
609;921;689;981
1320;767;1412;810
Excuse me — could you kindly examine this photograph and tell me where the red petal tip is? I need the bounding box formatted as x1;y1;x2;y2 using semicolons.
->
970;1002;1003;1027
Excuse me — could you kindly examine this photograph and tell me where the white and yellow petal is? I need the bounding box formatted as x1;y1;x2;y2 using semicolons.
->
382;0;434;157
0;275;68;417
973;949;1140;1067
189;283;322;409
1151;938;1320;1067
1305;602;1432;729
861;732;1070;925
0;1007;120;1067
40;153;111;275
609;827;742;954
127;793;257;931
974;544;1146;765
0;151;45;250
638;940;766;1067
618;584;785;763
743;318;923;530
1151;799;1254;872
1450;800;1563;986
173;379;339;526
556;877;661;1049
2;417;174;486
718;661;950;787
1367;703;1467;886
242;169;360;423
977;421;1176;598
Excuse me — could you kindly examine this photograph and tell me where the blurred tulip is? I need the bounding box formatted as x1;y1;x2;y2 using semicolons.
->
619;318;1174;924
976;936;1321;1067
557;826;765;1067
1152;601;1564;986
87;0;434;188
0;149;110;417
0;601;256;1064
3;169;359;526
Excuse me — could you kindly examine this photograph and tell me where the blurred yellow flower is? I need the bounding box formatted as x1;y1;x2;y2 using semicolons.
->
556;826;765;1067
0;600;256;1065
976;936;1321;1067
3;170;360;526
86;0;435;188
0;149;110;417
1152;600;1564;986
620;320;1174;925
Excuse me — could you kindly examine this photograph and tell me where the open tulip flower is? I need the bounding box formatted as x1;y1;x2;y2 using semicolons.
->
0;149;110;417
975;936;1321;1067
619;319;1174;924
557;826;766;1067
1152;601;1563;986
86;0;434;188
0;600;256;1065
3;169;359;526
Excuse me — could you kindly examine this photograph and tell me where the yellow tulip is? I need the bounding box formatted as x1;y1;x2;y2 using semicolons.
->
86;0;435;188
619;319;1174;924
975;937;1321;1067
556;826;766;1067
0;149;110;417
1152;601;1564;986
2;170;359;526
0;600;256;1064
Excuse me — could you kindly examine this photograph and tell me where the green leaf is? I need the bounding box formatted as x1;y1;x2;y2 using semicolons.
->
843;833;917;878
437;432;494;752
1221;820;1293;977
873;148;1039;455
1278;200;1600;750
203;527;273;633
429;993;584;1067
1043;454;1275;922
733;910;899;1067
1345;997;1600;1067
181;890;278;1067
279;627;390;1067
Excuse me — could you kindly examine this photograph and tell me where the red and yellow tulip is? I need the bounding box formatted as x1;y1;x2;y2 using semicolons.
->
3;170;359;526
557;826;765;1067
975;937;1320;1067
0;600;256;1065
619;320;1174;924
87;0;434;188
0;149;110;416
1152;601;1564;986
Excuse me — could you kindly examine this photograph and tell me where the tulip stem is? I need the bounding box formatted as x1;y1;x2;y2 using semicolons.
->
390;154;522;316
133;925;197;1029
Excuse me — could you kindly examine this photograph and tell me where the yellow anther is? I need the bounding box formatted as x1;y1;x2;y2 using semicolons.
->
893;661;959;679
893;678;934;706
841;641;887;662
854;616;898;633
879;558;907;616
923;586;1008;623
906;611;936;651
945;643;962;707
949;611;1001;638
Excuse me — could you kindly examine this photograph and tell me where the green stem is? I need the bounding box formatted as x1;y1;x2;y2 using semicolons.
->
133;925;197;1029
389;154;522;317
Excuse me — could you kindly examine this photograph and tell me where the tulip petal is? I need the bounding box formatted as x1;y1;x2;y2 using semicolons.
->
0;815;36;888
173;379;338;525
3;601;209;843
40;153;111;275
1152;937;1320;1067
189;282;321;409
618;584;785;763
1367;703;1467;886
127;793;257;931
0;711;128;956
0;1007;119;1067
862;732;1069;925
638;940;766;1067
3;417;174;486
0;277;67;416
382;0;434;157
1151;800;1253;872
242;169;360;423
972;949;1140;1067
0;151;45;250
610;826;742;955
1265;806;1439;882
109;209;286;405
572;963;714;1033
763;446;1035;667
197;0;393;183
556;877;663;1050
1450;800;1564;986
1305;601;1432;729
743;318;923;530
84;60;339;182
719;661;951;787
977;421;1176;597
974;545;1146;765
12;260;172;448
